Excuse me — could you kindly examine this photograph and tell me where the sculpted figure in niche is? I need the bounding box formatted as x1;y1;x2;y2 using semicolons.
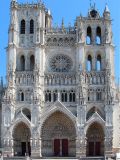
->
105;27;110;43
78;28;83;42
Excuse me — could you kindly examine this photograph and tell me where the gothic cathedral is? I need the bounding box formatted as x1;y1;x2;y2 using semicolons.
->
1;0;120;159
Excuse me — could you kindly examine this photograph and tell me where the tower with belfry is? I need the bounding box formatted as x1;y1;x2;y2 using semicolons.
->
1;0;120;159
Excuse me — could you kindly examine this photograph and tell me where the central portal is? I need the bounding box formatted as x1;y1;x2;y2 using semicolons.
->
54;139;68;156
41;111;76;157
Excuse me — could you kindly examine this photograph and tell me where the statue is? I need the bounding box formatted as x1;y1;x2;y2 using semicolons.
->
105;27;109;43
78;28;83;42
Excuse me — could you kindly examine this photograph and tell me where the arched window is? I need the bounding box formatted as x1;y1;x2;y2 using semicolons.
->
86;107;103;120
61;91;67;102
21;92;24;101
87;55;92;71
53;92;57;102
96;27;101;44
61;93;64;102
69;90;76;102
73;93;76;102
49;93;51;102
20;55;25;71
96;92;102;101
69;93;72;102
65;93;67;102
20;19;25;34
86;26;92;45
45;93;48;102
45;91;51;102
96;55;101;71
30;19;34;34
30;55;35;71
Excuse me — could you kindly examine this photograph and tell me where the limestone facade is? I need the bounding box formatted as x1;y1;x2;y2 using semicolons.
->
1;0;120;159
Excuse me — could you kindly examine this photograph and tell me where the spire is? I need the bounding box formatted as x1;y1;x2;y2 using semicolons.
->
0;77;3;88
104;4;110;12
37;0;42;4
89;0;92;8
80;12;82;18
103;4;110;19
61;18;64;30
93;2;96;9
89;0;96;10
11;0;17;6
11;0;17;2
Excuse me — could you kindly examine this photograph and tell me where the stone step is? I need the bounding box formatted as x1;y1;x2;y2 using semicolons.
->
38;159;78;160
33;158;104;160
3;157;105;160
33;157;104;160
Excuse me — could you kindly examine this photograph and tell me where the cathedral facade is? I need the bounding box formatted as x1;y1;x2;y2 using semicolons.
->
1;0;120;159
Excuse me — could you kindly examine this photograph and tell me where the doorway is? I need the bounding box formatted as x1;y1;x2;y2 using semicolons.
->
88;142;101;156
13;122;31;156
86;122;104;157
54;139;68;157
21;142;31;156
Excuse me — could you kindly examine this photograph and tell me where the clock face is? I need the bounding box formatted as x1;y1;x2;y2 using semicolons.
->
49;54;73;72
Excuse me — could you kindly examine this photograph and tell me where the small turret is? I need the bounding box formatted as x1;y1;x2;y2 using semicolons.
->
103;4;110;19
61;18;65;30
11;0;17;3
45;9;52;29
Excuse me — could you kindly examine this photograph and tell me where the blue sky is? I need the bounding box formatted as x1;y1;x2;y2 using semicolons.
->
0;0;120;84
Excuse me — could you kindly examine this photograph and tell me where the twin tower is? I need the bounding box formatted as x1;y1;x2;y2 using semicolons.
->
1;0;120;159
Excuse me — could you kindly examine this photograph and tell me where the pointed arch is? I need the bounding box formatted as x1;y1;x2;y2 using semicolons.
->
22;108;31;121
96;26;101;44
30;19;34;34
20;19;25;34
86;122;104;156
41;111;76;157
20;55;25;71
87;55;92;71
86;107;103;121
85;114;105;134
40;101;77;135
12;121;31;138
12;122;31;156
21;92;24;101
86;26;92;44
30;55;35;71
96;54;102;71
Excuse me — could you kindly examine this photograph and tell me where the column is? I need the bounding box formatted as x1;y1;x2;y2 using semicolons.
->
77;104;87;158
31;137;42;158
105;104;113;157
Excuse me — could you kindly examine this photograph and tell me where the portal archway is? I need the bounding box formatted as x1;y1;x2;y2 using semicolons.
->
86;122;104;157
41;111;76;157
12;122;31;156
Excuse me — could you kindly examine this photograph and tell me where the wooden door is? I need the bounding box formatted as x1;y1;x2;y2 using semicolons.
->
21;142;26;156
95;142;101;156
62;139;68;157
28;142;31;156
54;139;60;156
88;142;94;156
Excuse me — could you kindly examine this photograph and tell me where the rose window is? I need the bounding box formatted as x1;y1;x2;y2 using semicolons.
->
50;54;73;72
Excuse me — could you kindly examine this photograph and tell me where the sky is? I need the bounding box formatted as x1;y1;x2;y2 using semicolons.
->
0;0;120;84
